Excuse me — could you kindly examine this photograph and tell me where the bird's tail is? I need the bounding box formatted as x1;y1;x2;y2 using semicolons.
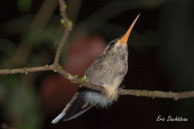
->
51;92;93;124
51;112;65;124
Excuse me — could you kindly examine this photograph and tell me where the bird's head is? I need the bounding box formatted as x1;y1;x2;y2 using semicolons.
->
104;13;140;54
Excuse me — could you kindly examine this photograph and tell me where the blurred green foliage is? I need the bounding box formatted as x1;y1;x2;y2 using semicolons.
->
17;0;32;13
0;75;43;129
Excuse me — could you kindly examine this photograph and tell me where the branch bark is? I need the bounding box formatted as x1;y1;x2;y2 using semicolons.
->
0;0;194;101
0;65;53;74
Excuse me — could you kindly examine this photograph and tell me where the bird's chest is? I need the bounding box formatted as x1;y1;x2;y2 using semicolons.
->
85;52;128;101
86;51;128;89
84;44;128;105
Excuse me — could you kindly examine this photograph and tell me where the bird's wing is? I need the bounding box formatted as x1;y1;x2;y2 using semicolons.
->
52;92;93;124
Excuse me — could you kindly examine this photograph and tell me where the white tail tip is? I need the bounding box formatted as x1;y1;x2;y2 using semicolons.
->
51;112;65;124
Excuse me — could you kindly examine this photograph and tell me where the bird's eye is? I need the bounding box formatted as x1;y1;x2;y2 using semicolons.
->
109;42;115;47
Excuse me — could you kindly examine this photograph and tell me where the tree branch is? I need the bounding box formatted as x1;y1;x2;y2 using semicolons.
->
0;0;194;101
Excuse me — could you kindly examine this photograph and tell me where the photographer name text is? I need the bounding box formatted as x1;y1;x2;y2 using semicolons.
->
156;115;188;122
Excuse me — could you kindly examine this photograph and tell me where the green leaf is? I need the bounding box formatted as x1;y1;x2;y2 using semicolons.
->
68;20;73;27
60;19;64;24
81;75;87;82
74;75;78;79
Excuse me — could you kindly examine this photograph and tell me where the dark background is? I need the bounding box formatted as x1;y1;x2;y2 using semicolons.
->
0;0;194;129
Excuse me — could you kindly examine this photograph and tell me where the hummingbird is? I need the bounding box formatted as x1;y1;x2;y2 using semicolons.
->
51;14;140;124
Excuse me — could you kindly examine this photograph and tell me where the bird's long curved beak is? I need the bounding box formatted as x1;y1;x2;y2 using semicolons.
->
119;13;140;45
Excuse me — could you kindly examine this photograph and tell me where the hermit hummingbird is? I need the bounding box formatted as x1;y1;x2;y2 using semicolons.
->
52;14;140;124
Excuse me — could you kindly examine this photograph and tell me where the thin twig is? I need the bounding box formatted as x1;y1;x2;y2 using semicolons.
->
0;65;53;74
118;89;194;100
0;0;194;101
53;0;72;67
